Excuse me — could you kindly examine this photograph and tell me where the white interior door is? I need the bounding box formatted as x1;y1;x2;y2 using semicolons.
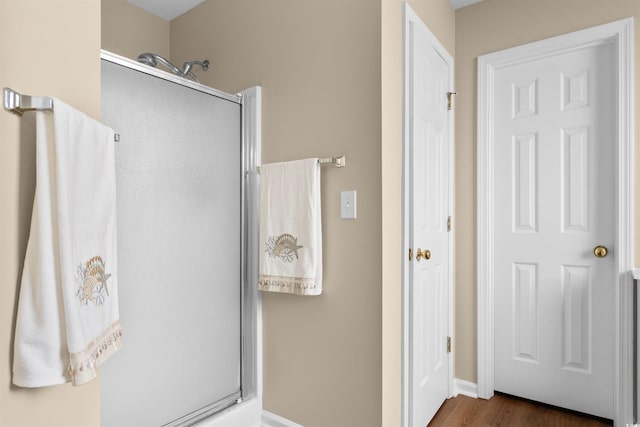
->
493;41;615;418
405;5;453;426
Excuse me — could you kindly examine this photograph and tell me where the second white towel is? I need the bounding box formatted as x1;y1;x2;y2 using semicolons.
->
258;158;322;295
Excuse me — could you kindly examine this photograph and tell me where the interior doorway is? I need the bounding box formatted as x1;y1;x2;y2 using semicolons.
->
476;18;634;425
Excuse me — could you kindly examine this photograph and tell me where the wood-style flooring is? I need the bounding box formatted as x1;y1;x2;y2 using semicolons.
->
428;393;613;426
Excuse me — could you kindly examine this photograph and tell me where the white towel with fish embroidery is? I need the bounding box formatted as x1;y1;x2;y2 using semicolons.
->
13;99;122;388
258;158;322;295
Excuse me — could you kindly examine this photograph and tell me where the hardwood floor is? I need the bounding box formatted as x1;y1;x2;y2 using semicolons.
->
428;393;613;426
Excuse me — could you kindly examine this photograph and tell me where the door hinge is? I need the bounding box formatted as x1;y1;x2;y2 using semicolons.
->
447;216;452;232
446;91;458;111
447;336;452;353
409;248;413;261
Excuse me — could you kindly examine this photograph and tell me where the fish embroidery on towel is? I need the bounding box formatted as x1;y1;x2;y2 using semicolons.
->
266;233;303;263
75;256;111;306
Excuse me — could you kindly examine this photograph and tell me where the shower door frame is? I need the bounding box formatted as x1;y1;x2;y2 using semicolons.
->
100;50;262;427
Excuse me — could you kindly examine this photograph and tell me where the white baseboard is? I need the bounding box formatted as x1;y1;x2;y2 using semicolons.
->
262;410;304;427
454;378;478;399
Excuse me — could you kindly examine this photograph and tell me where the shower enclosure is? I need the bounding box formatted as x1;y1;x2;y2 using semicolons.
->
99;50;260;427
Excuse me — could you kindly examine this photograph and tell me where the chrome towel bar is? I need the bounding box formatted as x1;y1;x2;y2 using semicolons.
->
256;156;345;173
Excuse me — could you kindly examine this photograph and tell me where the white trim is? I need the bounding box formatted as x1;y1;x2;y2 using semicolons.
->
446;18;457;408
197;399;261;427
612;18;635;425
402;3;455;427
401;8;411;422
476;34;496;403
454;379;479;399
261;411;304;427
476;18;634;425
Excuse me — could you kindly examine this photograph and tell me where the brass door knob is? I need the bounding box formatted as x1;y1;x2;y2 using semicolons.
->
416;248;431;261
593;245;608;258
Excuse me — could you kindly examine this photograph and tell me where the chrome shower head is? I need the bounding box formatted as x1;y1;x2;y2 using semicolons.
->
137;53;157;67
137;53;210;83
137;53;182;76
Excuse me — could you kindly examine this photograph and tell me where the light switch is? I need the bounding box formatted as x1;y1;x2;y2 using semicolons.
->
341;191;357;219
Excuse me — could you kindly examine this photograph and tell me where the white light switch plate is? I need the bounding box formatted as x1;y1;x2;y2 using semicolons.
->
341;191;357;219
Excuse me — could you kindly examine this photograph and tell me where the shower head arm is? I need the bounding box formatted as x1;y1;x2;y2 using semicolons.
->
182;60;210;77
183;70;200;83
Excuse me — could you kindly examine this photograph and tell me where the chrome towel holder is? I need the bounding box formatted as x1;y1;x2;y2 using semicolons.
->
256;156;346;173
3;87;53;116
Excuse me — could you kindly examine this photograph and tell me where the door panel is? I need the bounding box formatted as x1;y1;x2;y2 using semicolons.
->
493;42;615;418
512;133;538;232
513;263;538;362
561;265;591;371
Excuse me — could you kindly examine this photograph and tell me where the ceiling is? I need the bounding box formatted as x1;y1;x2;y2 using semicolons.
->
128;0;482;21
449;0;483;9
127;0;205;21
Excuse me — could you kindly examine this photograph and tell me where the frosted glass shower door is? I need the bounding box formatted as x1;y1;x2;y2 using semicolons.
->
100;59;242;427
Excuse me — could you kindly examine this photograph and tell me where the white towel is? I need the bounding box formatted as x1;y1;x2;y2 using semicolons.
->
258;159;322;295
13;99;122;387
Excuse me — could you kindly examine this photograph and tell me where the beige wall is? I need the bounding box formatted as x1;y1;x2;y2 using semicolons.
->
171;1;382;426
9;1;631;425
102;0;170;61
454;0;640;383
381;0;454;425
0;1;101;426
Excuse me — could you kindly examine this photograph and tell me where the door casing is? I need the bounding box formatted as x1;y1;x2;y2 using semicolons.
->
402;4;455;426
476;18;634;425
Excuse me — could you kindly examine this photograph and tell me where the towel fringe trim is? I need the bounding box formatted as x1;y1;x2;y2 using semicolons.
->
68;321;122;386
258;276;321;296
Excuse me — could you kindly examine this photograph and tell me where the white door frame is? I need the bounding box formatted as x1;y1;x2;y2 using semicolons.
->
477;18;634;425
402;3;455;426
